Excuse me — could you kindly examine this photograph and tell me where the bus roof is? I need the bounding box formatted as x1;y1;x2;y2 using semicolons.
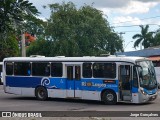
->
3;56;149;63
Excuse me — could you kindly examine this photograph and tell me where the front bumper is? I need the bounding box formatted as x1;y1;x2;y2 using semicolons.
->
148;93;158;101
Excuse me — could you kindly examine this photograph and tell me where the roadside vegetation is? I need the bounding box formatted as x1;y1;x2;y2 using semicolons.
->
0;0;160;60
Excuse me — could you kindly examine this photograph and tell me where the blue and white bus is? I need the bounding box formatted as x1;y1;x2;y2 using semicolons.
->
2;56;158;104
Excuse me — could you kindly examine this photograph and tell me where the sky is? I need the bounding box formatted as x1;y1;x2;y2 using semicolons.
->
29;0;160;52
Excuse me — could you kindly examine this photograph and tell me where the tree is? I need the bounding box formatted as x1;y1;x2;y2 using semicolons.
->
31;2;123;57
0;33;19;61
27;39;53;56
0;0;39;34
132;25;154;49
0;0;40;60
21;15;45;39
151;29;160;47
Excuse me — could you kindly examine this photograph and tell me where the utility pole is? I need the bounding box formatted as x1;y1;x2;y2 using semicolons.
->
119;32;125;37
21;32;26;57
140;41;142;50
118;32;125;51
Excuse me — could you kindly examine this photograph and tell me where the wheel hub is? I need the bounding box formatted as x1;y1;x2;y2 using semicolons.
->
106;93;114;101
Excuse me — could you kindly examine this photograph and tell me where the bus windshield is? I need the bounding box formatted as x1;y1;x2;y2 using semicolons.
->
137;61;157;90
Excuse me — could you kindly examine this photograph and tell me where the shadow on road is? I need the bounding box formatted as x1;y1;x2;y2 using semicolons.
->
7;96;153;106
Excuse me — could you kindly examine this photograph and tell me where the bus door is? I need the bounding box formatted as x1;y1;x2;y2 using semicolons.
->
119;65;132;101
66;65;81;98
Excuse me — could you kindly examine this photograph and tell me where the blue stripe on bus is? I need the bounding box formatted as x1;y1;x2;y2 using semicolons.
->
5;76;119;92
6;76;42;88
6;76;67;89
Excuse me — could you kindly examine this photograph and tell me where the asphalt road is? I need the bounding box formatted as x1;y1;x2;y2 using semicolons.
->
0;85;160;120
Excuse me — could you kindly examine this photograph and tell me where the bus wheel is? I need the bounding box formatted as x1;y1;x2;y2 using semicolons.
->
102;90;117;105
35;86;48;100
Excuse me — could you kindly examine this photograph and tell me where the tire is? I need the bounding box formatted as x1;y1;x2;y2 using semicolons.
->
102;90;117;105
35;86;48;100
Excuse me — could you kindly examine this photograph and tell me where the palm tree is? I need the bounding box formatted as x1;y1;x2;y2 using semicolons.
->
132;25;153;49
152;30;160;46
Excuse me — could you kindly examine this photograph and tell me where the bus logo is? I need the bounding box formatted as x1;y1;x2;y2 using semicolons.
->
41;77;50;86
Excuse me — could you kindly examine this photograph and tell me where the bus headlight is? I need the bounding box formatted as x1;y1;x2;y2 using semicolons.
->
140;89;147;95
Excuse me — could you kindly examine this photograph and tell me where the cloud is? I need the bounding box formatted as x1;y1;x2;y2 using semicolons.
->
86;0;130;8
29;0;130;18
29;0;130;9
134;0;160;2
98;1;159;20
112;16;143;26
29;0;160;21
112;16;160;28
119;1;158;14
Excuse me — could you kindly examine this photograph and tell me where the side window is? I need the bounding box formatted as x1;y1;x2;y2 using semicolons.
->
14;62;31;76
93;63;116;78
51;63;62;77
133;66;138;88
83;63;92;78
32;62;50;76
6;62;13;75
75;66;81;80
120;65;130;76
104;63;116;78
93;63;103;78
67;66;73;80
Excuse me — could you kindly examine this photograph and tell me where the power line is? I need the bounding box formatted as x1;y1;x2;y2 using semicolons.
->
118;31;140;33
111;15;160;25
116;27;160;33
113;24;160;28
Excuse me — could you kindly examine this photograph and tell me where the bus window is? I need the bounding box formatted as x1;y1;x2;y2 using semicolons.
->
14;62;31;76
6;62;13;75
67;66;73;80
120;65;130;76
93;63;116;78
32;62;50;76
133;66;138;88
51;63;62;77
75;66;81;80
83;63;92;78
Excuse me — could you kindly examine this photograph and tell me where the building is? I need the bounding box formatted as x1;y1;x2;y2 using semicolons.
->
116;46;160;57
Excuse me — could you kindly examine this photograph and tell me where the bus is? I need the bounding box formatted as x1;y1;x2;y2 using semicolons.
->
2;56;158;104
148;56;160;89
